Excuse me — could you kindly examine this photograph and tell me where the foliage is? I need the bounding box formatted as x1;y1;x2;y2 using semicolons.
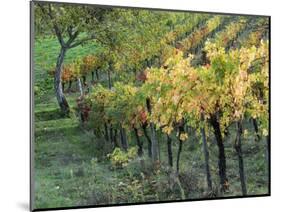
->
107;147;138;168
179;16;224;53
211;17;248;47
34;4;270;208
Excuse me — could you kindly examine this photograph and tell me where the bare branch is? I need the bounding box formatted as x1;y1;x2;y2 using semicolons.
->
39;3;66;48
65;30;80;47
67;25;74;38
69;35;95;49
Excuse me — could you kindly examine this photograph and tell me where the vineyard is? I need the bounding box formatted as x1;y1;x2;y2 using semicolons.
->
33;2;269;210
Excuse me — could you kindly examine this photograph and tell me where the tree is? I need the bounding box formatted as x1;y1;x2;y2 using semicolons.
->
35;2;111;115
200;113;213;192
202;40;269;194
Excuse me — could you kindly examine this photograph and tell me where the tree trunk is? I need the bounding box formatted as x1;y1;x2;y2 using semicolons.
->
113;129;119;147
91;71;95;81
146;98;159;162
109;125;114;144
150;123;159;161
235;120;247;196
107;69;112;89
62;82;65;92
210;114;228;192
252;118;261;141
200;113;212;192
158;131;161;161
142;124;152;158
133;68;137;79
104;123;109;141
120;127;128;151
77;78;83;96
167;134;173;167
176;140;183;174
133;127;143;157
176;125;184;173
82;75;86;86
96;69;99;81
68;80;72;91
54;47;70;115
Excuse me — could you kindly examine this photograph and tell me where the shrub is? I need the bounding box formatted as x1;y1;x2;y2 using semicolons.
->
107;147;137;168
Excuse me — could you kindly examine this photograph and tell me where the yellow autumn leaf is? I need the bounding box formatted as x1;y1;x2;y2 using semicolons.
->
179;133;188;141
262;128;268;136
163;126;173;135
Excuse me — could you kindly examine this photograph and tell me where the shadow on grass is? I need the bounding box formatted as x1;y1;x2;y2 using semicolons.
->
35;108;67;122
35;125;81;138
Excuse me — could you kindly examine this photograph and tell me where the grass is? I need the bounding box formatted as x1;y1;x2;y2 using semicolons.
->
34;98;269;209
33;36;102;104
33;36;269;210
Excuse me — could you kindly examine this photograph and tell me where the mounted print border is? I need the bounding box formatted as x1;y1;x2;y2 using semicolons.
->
30;1;271;211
